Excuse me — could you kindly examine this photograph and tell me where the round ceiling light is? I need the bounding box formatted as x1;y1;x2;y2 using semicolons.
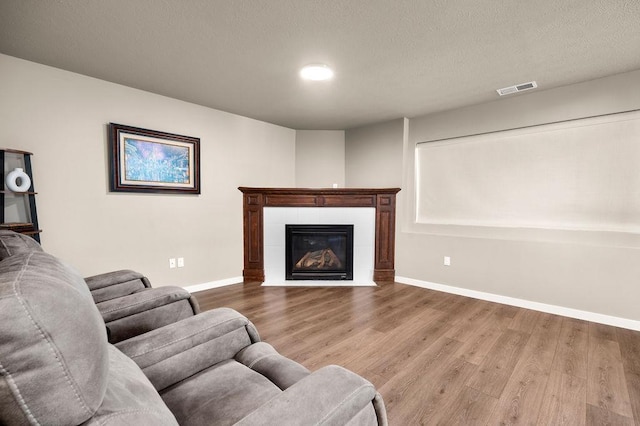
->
300;64;334;81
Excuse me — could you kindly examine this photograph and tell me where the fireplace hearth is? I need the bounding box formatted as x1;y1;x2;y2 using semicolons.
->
286;225;354;280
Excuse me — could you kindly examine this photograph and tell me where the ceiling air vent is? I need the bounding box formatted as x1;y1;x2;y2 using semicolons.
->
496;81;538;96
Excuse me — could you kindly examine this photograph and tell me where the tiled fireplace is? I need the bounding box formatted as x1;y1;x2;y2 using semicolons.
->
239;187;401;284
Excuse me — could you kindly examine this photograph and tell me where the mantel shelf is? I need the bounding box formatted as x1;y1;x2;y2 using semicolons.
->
238;187;401;195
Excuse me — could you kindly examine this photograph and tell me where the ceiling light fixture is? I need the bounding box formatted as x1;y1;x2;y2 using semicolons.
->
300;64;334;81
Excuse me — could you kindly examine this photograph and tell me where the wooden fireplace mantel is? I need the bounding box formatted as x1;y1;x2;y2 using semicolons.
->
239;187;401;283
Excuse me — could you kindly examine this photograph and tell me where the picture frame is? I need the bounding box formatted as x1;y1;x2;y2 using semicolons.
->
108;123;200;194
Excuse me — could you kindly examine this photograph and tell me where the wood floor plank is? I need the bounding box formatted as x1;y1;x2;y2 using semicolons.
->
509;308;544;334
538;370;586;426
407;358;478;425
429;385;498;426
444;300;497;342
270;290;379;353
260;288;375;343
362;308;451;379
587;335;634;418
453;317;510;365
370;287;437;332
466;328;531;398
528;312;564;366
193;282;640;425
487;313;562;425
590;322;619;343
493;303;521;319
617;327;640;424
432;294;481;326
302;325;385;371
619;371;640;426
617;328;640;374
376;336;463;419
381;352;477;424
553;317;589;379
586;403;635;426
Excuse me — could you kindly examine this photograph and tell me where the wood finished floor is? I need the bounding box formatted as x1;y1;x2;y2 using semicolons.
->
194;282;640;425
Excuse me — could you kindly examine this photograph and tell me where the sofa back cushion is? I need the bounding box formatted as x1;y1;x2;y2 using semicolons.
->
0;230;43;260
0;251;109;425
86;346;178;426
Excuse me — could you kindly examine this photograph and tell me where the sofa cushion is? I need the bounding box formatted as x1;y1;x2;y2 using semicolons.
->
0;230;43;260
160;359;281;425
0;251;109;425
116;308;259;392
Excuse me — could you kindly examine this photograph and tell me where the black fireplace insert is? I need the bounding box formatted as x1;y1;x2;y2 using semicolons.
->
285;224;354;280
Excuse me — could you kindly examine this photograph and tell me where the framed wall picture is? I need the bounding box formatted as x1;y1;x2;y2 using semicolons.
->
108;123;200;194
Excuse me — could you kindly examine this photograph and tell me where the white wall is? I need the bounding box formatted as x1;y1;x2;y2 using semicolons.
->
0;54;296;287
346;69;640;325
295;130;345;187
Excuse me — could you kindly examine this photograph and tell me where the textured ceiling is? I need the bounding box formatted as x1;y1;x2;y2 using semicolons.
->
1;1;639;130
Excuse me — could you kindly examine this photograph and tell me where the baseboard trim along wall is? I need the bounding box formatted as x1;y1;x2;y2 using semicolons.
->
183;276;243;293
396;276;640;332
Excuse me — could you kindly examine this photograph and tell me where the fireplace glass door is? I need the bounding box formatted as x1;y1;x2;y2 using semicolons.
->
285;224;354;280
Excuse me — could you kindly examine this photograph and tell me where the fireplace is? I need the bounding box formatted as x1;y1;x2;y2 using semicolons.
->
285;225;354;281
239;187;401;283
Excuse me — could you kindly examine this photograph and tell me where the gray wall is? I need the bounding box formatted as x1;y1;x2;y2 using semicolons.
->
0;54;296;287
345;118;405;188
295;130;345;187
346;69;640;322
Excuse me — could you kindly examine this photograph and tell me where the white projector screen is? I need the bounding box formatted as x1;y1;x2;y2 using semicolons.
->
416;110;640;233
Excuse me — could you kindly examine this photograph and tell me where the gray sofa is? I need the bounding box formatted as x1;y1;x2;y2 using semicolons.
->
0;233;387;425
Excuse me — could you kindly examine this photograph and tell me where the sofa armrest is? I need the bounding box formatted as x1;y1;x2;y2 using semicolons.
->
236;341;311;390
85;270;150;303
236;365;388;426
96;286;199;343
96;286;194;323
116;308;260;391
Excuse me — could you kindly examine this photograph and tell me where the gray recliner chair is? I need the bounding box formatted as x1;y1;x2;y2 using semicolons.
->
85;269;200;343
0;235;387;425
0;230;199;343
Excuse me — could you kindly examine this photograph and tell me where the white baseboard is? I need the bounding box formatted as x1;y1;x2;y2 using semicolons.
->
183;276;243;293
396;276;640;331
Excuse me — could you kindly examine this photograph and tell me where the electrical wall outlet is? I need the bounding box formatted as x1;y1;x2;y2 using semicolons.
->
444;256;451;266
177;257;185;268
169;258;176;269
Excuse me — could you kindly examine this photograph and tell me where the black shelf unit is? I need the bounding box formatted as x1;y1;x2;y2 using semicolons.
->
0;149;41;243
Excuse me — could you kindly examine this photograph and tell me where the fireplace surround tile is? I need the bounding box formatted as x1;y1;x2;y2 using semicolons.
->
263;207;374;285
